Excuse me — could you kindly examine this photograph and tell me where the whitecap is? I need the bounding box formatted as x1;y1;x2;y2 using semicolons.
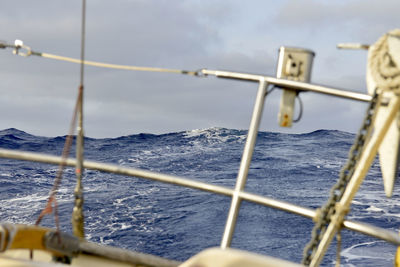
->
366;205;384;213
341;241;394;262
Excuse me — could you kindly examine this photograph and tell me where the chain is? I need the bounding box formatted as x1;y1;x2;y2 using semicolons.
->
302;90;379;265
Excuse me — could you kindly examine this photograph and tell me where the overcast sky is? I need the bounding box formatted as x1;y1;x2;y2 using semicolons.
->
1;0;399;138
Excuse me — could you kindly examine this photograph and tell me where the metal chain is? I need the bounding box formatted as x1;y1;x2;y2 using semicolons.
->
302;90;379;265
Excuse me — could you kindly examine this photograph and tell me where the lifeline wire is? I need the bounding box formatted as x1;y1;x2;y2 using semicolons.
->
0;40;201;76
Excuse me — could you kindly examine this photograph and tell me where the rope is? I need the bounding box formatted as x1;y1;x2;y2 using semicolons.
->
368;29;400;91
35;92;80;228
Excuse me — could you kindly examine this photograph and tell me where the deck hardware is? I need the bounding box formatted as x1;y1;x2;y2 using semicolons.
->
276;47;314;127
44;231;80;257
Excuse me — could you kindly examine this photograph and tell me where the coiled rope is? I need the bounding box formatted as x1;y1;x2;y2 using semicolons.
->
368;29;400;91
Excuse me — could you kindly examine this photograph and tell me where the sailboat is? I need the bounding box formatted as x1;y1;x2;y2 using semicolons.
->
0;2;400;266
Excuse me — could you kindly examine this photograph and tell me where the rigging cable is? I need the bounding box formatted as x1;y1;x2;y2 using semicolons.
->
34;1;88;241
72;0;86;239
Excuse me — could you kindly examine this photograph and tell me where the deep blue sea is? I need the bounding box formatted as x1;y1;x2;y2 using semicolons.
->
0;127;399;266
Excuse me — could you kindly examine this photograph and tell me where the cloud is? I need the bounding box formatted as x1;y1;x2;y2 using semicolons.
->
274;0;400;39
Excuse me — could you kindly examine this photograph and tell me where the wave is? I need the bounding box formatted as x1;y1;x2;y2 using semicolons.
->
0;126;396;265
0;127;354;142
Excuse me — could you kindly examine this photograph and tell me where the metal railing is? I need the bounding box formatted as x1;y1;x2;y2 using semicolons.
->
0;147;399;247
1;72;397;265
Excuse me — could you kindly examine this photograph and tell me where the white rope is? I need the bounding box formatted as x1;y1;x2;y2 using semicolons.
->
368;29;400;91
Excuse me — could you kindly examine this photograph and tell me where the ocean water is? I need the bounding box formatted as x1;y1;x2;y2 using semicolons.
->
0;127;399;266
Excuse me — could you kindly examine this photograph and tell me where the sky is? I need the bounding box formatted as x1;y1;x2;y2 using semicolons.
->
0;0;399;138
